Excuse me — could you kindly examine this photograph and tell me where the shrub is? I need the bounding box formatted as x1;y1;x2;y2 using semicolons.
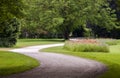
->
64;39;109;52
0;18;20;47
105;40;118;45
97;39;118;45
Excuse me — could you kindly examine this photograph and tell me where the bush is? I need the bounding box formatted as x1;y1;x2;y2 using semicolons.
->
105;40;118;45
64;40;109;52
0;18;20;47
97;39;118;45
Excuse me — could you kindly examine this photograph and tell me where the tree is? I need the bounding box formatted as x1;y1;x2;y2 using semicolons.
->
89;0;117;38
38;0;117;39
0;0;25;47
22;0;117;39
0;0;24;23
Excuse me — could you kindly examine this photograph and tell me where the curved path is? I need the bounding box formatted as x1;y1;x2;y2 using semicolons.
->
2;44;107;78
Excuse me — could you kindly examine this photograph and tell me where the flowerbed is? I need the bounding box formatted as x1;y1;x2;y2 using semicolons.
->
64;39;109;52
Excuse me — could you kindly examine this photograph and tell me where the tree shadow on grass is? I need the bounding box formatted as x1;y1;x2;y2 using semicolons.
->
0;65;37;76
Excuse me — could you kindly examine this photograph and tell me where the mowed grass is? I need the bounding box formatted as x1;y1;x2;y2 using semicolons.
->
0;39;63;76
0;39;64;51
41;43;120;78
15;39;64;48
0;51;39;76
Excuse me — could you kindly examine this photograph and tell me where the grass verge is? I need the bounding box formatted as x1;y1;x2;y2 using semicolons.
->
0;39;63;75
0;39;64;51
0;51;39;76
41;44;120;78
15;39;64;48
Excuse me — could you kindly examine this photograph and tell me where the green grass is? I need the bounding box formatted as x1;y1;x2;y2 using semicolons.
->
104;39;119;45
15;39;64;48
64;40;109;52
0;38;63;76
41;44;120;78
0;51;39;76
0;39;64;51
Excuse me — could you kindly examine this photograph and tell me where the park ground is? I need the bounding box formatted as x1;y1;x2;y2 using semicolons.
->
0;39;120;78
0;39;63;76
42;39;120;78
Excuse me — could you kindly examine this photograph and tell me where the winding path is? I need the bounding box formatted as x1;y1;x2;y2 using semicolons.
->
3;44;107;78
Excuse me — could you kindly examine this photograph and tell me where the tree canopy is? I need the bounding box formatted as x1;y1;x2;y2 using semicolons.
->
0;0;120;47
0;0;25;23
24;0;117;39
0;0;25;47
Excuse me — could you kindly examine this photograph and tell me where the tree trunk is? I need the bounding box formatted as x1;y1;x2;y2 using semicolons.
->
63;31;70;40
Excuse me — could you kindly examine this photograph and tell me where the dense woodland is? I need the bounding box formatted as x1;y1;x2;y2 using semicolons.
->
0;0;120;47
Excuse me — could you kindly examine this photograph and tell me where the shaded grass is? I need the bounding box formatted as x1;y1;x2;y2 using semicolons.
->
41;44;120;78
0;51;39;76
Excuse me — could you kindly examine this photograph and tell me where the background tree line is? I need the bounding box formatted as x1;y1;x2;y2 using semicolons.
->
0;0;120;47
21;0;120;39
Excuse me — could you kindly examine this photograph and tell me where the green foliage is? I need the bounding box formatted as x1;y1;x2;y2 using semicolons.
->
105;40;118;45
64;40;109;52
92;3;117;29
23;0;117;39
19;0;119;39
0;0;25;23
116;1;120;24
83;28;92;37
0;0;25;47
20;0;59;38
0;18;20;47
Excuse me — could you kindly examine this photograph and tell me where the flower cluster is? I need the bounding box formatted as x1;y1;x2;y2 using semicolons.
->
64;39;109;52
70;39;98;44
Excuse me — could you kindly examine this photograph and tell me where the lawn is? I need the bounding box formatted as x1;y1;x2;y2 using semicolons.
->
0;38;64;76
0;39;64;51
41;42;120;78
0;51;39;76
15;39;64;48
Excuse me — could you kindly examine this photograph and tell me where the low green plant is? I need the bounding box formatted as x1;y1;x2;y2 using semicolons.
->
0;18;20;47
96;39;118;45
64;41;109;52
105;40;118;45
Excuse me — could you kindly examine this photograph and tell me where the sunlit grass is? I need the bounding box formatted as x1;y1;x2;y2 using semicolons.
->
41;41;120;78
0;38;64;76
15;39;64;48
0;39;64;51
0;51;39;76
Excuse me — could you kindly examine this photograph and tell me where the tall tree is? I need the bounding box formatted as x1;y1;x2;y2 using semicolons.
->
23;0;117;39
38;0;117;39
0;0;24;23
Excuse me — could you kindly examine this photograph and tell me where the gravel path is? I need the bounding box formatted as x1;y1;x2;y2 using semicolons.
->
2;44;107;78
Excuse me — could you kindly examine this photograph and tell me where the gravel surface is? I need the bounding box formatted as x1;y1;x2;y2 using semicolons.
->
1;44;107;78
